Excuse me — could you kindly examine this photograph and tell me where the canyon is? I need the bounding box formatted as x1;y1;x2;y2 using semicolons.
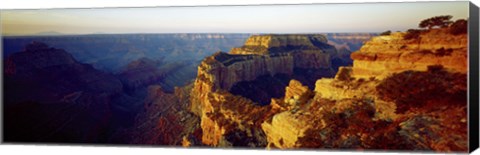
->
2;34;250;143
4;42;127;142
3;34;250;73
349;29;467;79
189;34;355;146
2;26;467;152
182;25;467;151
265;28;467;151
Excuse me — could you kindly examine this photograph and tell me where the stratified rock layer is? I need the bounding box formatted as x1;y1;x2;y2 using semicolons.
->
191;34;337;146
188;25;467;152
261;27;468;152
129;85;201;145
197;51;331;92
350;29;467;79
4;42;125;143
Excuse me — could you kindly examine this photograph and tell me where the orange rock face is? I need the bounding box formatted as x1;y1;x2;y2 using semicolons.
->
190;34;337;146
231;34;329;55
261;27;468;152
187;26;468;152
350;29;467;79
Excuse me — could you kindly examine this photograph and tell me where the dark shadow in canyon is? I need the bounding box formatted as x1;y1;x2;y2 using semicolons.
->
229;68;336;105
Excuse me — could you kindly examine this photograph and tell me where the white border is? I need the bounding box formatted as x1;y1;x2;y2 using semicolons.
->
0;0;476;9
0;0;479;155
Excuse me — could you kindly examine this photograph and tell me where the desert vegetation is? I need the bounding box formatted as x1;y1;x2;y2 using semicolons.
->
404;15;467;40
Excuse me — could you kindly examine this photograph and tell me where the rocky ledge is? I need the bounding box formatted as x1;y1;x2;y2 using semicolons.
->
349;28;467;79
195;34;337;92
169;23;469;152
190;34;339;146
263;26;468;151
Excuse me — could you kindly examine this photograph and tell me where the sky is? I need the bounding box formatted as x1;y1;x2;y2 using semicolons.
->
0;1;469;35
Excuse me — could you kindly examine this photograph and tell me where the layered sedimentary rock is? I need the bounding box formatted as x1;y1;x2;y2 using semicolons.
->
197;51;330;92
349;29;467;79
191;34;337;146
197;34;335;92
3;42;125;142
326;33;377;51
3;34;250;72
118;57;191;91
262;111;309;148
118;58;165;90
230;34;330;55
5;41;123;103
129;85;201;145
261;80;313;148
283;80;313;107
189;25;468;151
261;26;468;152
8;41;77;74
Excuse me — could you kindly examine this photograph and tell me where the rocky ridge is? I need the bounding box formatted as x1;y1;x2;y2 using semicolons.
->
349;28;467;79
118;58;191;91
261;27;468;151
188;24;467;152
190;34;341;146
195;34;336;92
129;85;201;145
4;42;127;142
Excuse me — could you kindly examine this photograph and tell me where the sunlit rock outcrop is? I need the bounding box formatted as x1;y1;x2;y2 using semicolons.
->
261;26;468;152
190;34;337;146
186;23;468;152
350;29;467;79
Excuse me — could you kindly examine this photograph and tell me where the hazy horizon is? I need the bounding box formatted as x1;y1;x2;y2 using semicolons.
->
2;31;382;37
1;1;469;36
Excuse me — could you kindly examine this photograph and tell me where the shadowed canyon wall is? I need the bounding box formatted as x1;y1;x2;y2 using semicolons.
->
262;27;468;151
190;34;343;146
187;24;467;151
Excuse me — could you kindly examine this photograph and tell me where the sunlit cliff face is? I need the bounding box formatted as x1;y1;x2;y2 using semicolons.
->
183;25;468;151
189;34;338;146
350;28;467;80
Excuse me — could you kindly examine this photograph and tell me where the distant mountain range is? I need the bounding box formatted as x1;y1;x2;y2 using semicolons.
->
34;31;65;36
3;31;67;36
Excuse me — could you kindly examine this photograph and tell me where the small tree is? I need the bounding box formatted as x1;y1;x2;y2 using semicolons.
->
403;29;422;40
419;15;453;30
379;30;391;36
449;19;468;35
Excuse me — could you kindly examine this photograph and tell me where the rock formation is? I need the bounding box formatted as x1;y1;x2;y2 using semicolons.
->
118;58;165;90
190;34;339;146
4;41;123;103
195;34;336;93
3;42;126;142
230;34;332;55
326;33;377;51
188;23;468;152
349;28;467;79
129;85;201;145
261;26;468;152
118;57;191;91
3;34;250;72
3;23;468;152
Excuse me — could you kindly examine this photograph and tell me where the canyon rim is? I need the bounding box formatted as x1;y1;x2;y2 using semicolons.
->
1;1;476;153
